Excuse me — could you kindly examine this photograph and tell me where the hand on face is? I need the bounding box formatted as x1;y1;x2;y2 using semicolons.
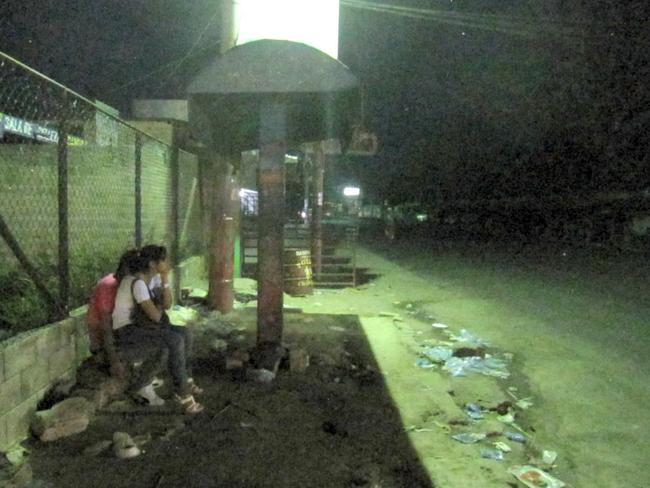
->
157;258;171;277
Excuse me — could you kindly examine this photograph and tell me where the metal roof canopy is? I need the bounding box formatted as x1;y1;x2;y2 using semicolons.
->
187;39;359;152
187;39;357;95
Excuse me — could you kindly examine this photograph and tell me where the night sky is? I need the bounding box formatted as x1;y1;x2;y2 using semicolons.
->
1;0;649;205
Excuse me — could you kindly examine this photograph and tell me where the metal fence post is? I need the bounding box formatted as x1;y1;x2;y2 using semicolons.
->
57;96;69;315
170;146;181;304
135;133;143;248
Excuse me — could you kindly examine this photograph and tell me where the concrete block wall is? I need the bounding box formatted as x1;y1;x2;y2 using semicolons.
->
0;316;89;451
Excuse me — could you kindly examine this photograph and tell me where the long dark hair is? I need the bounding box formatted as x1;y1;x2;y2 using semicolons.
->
114;249;140;283
139;245;167;264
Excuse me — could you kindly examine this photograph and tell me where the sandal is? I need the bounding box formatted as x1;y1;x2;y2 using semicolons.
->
174;393;204;414
188;378;204;395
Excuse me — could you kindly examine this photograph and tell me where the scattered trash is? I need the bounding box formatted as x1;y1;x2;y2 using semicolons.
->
422;346;453;363
508;466;566;488
328;326;346;332
443;356;510;379
491;401;513;415
453;347;486;358
167;305;199;325
505;431;526;443
240;422;254;429
450;329;489;347
226;349;250;370
498;413;516;424
516;398;534;410
211;339;229;353
415;358;436;369
480;448;504;460
493;441;511;452
5;445;29;466
433;421;452;433
405;425;437;433
289;348;310;372
464;403;486;421
112;432;141;459
188;288;208;298
451;432;486;444
379;312;400;318
543;450;558;464
83;440;112;457
247;368;276;383
431;323;448;329
234;292;256;303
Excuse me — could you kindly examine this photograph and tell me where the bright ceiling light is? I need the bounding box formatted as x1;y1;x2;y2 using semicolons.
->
234;0;340;59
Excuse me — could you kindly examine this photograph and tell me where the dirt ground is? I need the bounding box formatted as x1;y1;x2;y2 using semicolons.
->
11;240;650;487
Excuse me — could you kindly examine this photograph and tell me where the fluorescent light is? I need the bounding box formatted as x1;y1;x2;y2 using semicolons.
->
343;186;360;197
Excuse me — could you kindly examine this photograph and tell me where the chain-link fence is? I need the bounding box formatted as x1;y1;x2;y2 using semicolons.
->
0;52;205;336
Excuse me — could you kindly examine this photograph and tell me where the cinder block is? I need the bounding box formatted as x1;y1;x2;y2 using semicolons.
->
0;375;22;416
5;400;37;446
3;334;38;379
75;333;91;364
48;346;75;380
41;326;64;352
0;415;8;451
57;319;77;348
20;362;51;400
0;348;5;383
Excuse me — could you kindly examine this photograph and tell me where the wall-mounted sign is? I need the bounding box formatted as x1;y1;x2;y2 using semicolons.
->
347;125;378;156
0;112;85;145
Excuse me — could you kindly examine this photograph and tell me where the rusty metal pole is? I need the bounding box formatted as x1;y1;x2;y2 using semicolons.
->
310;143;324;278
257;98;287;345
207;155;235;313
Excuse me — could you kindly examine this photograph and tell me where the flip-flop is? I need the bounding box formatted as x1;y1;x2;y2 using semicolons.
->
174;394;204;414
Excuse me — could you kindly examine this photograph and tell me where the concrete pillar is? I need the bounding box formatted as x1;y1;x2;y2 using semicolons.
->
257;99;287;344
311;144;325;277
207;155;235;313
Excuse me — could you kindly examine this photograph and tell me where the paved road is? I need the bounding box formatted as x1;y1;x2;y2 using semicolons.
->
295;241;650;487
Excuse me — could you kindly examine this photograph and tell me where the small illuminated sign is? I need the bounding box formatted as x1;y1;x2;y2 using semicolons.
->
343;186;361;197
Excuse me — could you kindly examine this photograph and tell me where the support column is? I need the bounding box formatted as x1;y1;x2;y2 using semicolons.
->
207;155;235;313
57;106;69;315
170;146;181;305
257;99;287;345
310;144;324;278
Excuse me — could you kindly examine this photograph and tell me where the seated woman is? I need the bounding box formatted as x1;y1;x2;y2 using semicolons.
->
111;245;204;414
85;249;139;379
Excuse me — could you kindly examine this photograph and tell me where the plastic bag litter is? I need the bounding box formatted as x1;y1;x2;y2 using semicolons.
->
450;329;489;346
443;356;510;379
422;346;453;363
516;398;534;410
493;441;511;452
480;448;504;460
505;431;526;443
415;358;437;369
508;466;565;488
451;432;486;444
431;323;448;329
543;450;558;464
464;403;486;420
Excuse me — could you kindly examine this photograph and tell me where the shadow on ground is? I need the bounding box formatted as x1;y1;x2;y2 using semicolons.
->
27;310;434;488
